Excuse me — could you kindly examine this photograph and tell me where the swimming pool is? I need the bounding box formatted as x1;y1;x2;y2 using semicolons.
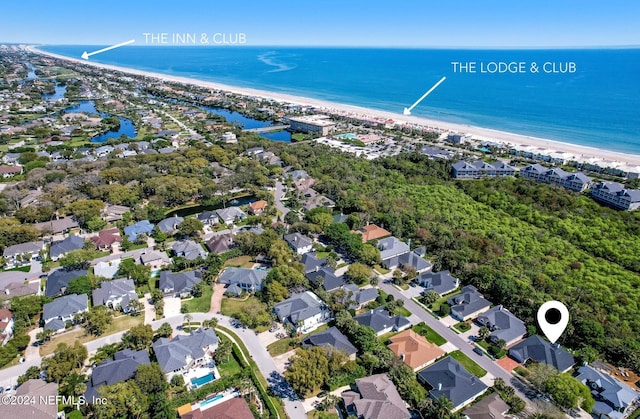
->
200;393;224;408
191;373;215;388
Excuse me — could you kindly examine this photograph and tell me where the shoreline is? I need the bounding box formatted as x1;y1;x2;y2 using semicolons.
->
28;45;640;167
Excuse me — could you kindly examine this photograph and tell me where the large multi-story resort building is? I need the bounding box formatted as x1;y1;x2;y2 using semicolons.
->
591;181;640;211
452;160;517;179
288;115;336;136
520;164;592;192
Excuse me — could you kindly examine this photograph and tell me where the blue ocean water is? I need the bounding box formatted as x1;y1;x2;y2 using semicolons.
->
41;46;640;154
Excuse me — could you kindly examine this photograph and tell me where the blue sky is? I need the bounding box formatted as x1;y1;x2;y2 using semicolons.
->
1;0;638;47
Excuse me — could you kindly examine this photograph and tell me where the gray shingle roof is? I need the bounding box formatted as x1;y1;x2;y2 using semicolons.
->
417;356;488;409
447;285;492;319
45;269;88;297
43;293;88;322
3;241;44;258
341;373;410;419
216;207;246;223
92;278;137;308
157;216;184;234
508;335;575;371
307;266;346;291
153;328;218;373
85;349;150;400
49;235;84;259
353;307;411;334
171;240;206;260
284;233;313;251
302;326;357;356
159;270;202;294
217;267;268;290
476;305;526;344
273;291;325;324
576;365;639;414
417;270;459;295
378;237;410;261
206;233;235;253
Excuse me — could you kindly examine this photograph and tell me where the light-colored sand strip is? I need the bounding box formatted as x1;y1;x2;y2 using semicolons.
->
28;46;640;167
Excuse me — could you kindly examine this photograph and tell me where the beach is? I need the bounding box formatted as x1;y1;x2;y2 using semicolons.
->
28;46;640;167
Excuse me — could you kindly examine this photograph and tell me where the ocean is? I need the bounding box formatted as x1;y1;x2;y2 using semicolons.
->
41;46;640;154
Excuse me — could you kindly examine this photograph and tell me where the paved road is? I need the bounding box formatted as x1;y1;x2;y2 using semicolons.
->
273;181;290;220
2;312;304;419
379;282;533;406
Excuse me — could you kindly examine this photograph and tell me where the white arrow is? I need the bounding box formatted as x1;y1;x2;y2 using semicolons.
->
81;39;135;60
403;76;446;115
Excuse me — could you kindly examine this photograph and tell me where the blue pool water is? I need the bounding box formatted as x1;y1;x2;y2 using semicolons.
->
200;393;224;407
191;373;215;388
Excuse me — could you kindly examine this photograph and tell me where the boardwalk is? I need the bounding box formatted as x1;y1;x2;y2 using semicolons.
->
243;125;290;133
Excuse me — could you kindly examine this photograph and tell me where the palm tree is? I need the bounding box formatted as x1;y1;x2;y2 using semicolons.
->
478;326;490;341
184;313;193;331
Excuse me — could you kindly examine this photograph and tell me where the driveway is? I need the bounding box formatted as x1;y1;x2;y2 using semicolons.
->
163;297;182;318
272;349;296;374
25;328;42;361
210;283;226;313
257;324;284;347
143;293;155;324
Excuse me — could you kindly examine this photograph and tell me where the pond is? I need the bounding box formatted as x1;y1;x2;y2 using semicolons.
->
62;100;137;142
164;195;257;218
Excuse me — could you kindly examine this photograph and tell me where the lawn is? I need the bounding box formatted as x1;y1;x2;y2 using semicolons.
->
220;295;258;317
394;306;412;317
40;315;143;356
449;350;487;378
373;265;391;275
315;251;330;259
2;265;31;272
412;322;447;346
267;338;298;357
429;293;457;313
378;330;400;344
181;284;213;313
308;410;339;419
454;321;471;333
223;255;254;268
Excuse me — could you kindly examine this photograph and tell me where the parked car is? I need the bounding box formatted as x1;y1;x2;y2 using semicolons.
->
473;347;484;356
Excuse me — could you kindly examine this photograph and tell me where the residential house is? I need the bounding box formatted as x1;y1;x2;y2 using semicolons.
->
341;373;410;419
286;169;309;182
508;335;575;372
591;181;640;211
159;270;203;297
33;217;79;235
273;291;331;333
179;396;253;419
42;293;89;333
221;131;237;143
301;326;357;360
205;233;235;254
417;356;488;411
387;329;445;371
157;215;184;235
248;200;267;215
123;220;154;241
417;270;459;296
476;305;526;346
49;235;84;261
1;153;20;165
153;328;219;379
95;145;115;157
0;379;58;418
341;284;379;309
0;271;40;298
284;232;313;255
94;259;121;279
140;250;172;270
447;285;492;321
0;309;14;345
102;204;130;222
85;349;150;400
216;207;247;225
576;365;640;419
302;253;347;291
353;224;391;243
353;307;411;336
197;211;219;226
462;393;510;419
0;165;23;177
3;240;45;267
218;267;267;294
171;240;207;261
90;228;122;251
92;278;138;312
378;237;410;269
45;269;88;298
419;145;456;160
452;160;517;179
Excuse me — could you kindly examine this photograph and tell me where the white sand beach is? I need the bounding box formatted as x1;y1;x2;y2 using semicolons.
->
29;46;640;167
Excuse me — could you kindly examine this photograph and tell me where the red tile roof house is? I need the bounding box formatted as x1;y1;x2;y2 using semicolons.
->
0;308;14;345
248;200;267;215
0;165;23;177
90;228;122;251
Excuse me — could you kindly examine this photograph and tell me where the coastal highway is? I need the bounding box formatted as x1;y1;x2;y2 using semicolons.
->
379;282;534;408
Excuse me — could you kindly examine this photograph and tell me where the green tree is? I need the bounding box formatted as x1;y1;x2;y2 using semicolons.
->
59;248;95;270
478;326;490;341
545;373;594;411
17;366;41;385
214;338;233;364
66;199;105;227
155;322;173;339
285;346;329;396
95;381;149;419
422;290;440;305
86;216;107;232
61;372;87;397
122;324;154;350
67;275;92;295
346;262;372;286
263;280;288;303
134;362;167;394
177;218;204;238
82;306;113;336
42;342;87;384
